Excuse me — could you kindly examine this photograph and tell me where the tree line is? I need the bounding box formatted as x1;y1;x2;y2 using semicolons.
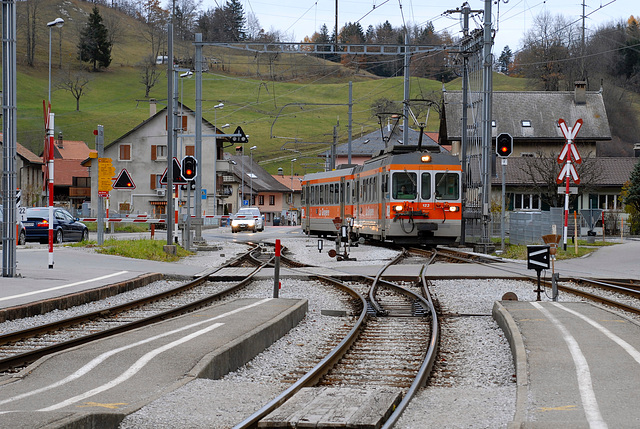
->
497;12;640;148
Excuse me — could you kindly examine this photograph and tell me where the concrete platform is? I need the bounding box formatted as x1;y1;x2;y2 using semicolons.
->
494;300;640;428
0;298;307;429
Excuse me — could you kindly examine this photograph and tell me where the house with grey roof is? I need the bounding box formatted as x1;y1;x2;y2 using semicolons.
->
440;82;636;234
322;126;441;167
222;153;292;224
87;102;234;218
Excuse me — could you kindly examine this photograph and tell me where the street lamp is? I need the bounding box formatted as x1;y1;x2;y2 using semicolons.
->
47;18;64;103
250;146;257;206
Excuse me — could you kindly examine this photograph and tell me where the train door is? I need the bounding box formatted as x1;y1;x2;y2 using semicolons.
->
340;177;345;222
303;182;310;232
355;174;360;229
377;170;385;239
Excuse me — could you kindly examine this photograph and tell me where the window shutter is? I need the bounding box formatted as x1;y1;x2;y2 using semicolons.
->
182;115;187;131
185;145;195;156
151;145;157;161
150;174;157;190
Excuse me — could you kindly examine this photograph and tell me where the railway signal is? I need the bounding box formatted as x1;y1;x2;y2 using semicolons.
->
496;133;513;157
182;156;197;180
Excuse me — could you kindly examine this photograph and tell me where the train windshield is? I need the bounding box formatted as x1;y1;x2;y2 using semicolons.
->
435;173;460;200
392;172;417;200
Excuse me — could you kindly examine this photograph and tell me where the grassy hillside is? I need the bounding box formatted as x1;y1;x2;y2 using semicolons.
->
9;0;637;177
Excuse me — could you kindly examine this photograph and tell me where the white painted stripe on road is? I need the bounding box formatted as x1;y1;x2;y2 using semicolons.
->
553;303;640;365
38;322;226;411
0;271;129;302
531;302;607;429
0;298;271;408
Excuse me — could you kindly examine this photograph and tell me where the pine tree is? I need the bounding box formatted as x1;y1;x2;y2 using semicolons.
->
78;6;112;71
624;160;640;211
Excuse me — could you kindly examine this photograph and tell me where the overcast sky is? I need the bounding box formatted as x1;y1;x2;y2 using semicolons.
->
200;0;636;57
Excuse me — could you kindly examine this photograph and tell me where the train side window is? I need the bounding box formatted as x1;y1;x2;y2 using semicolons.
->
319;185;324;204
329;184;334;204
421;173;431;199
345;182;350;204
435;173;460;200
392;172;417;200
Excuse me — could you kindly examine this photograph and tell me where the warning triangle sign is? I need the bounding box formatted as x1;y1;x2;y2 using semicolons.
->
230;126;248;143
159;158;187;184
113;169;136;190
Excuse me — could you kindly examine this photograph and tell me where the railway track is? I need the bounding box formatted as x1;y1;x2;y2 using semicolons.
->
235;254;439;429
0;245;269;374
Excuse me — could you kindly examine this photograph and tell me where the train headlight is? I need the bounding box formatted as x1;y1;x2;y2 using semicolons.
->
421;154;431;163
449;206;459;212
394;205;404;212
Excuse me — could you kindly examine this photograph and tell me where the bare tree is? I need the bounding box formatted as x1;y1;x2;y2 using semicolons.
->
18;0;41;67
139;55;163;97
517;151;604;208
55;69;91;111
137;0;169;61
515;12;579;90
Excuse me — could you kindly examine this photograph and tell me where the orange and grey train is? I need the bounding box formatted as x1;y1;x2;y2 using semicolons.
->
301;145;462;246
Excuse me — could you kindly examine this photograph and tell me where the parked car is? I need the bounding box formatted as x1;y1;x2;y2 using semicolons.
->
230;207;265;233
24;207;89;244
0;206;26;245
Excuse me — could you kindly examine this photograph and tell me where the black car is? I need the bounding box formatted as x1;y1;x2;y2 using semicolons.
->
0;206;26;245
24;207;89;244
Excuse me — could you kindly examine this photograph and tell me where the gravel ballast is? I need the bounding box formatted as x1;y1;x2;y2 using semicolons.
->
121;239;539;429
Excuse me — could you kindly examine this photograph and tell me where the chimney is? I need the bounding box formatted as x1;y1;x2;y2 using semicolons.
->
574;81;586;105
149;98;157;117
57;132;63;148
634;143;640;158
277;167;284;176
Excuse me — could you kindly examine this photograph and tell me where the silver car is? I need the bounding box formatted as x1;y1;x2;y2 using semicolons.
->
230;207;265;233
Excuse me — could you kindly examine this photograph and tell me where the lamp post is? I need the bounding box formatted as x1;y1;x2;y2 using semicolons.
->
250;146;257;206
45;17;63;270
47;18;64;103
212;102;224;216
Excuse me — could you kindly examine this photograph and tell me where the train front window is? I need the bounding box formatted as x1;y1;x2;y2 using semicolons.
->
392;172;417;200
421;173;431;199
435;173;460;200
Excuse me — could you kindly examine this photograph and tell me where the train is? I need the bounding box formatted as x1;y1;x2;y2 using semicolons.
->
301;144;462;247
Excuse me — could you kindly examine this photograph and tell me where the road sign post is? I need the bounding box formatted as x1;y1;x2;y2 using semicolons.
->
557;118;583;251
527;245;550;301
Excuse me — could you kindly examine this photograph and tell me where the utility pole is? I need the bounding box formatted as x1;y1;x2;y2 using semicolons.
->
166;1;175;246
446;3;482;246
480;0;494;252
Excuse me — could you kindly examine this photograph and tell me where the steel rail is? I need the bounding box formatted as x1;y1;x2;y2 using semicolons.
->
381;266;440;429
369;251;407;315
0;247;265;372
232;277;368;429
546;279;640;316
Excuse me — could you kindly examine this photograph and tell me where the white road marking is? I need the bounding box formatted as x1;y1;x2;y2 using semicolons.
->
531;302;607;429
0;271;129;302
38;321;225;411
0;298;272;408
552;303;640;365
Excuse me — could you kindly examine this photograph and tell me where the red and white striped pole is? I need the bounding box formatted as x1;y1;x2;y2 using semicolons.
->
47;112;55;269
